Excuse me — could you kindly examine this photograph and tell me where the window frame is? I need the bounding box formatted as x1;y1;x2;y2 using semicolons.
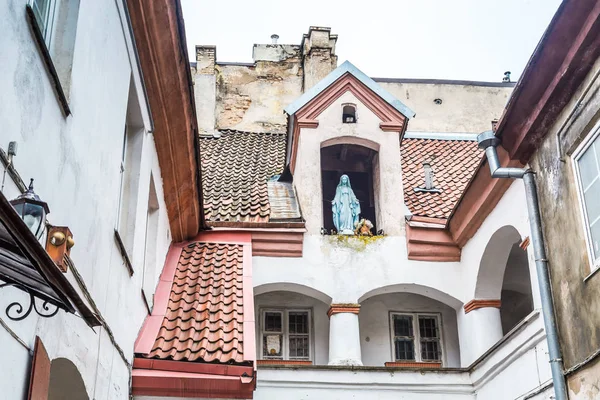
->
260;308;313;361
572;122;600;277
389;312;444;364
30;0;57;43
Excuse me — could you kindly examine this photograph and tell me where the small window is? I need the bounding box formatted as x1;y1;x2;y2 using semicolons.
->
342;104;357;123
261;309;311;360
391;313;442;363
574;128;600;273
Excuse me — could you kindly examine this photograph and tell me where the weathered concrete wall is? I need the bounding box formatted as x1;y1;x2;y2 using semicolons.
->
193;27;512;135
529;56;600;390
0;0;170;398
377;80;513;133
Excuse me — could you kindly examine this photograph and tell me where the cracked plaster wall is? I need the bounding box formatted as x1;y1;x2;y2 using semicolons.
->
529;56;600;397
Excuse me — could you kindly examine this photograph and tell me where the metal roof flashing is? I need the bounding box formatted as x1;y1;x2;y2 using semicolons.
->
284;61;415;119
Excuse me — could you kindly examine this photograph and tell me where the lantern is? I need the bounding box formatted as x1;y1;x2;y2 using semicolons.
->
10;179;49;240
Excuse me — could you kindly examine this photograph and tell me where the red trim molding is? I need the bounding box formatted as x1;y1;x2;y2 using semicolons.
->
127;0;204;241
449;146;524;248
464;299;501;314
327;303;361;318
406;220;461;262
289;72;408;173
257;360;312;366
384;361;442;368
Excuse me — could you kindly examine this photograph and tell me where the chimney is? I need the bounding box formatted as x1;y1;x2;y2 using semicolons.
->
194;46;217;136
502;71;511;83
423;162;434;190
301;26;338;92
271;34;279;44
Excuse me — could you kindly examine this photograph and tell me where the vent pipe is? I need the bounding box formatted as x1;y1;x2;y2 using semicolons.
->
477;130;567;400
271;34;279;44
423;162;434;190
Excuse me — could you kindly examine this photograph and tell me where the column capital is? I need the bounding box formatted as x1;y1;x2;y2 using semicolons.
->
464;299;501;314
327;303;360;318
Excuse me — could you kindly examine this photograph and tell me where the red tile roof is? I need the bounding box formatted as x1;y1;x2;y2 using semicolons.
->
135;233;255;367
401;138;482;219
199;130;287;223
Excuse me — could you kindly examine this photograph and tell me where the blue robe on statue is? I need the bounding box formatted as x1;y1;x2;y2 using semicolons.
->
332;174;361;233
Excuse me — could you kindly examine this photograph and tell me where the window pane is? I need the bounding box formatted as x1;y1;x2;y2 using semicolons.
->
393;315;413;337
578;144;599;189
289;336;309;358
264;312;282;332
421;340;441;361
394;339;415;360
289;312;308;334
583;179;600;226
418;317;439;339
263;334;282;357
32;0;51;34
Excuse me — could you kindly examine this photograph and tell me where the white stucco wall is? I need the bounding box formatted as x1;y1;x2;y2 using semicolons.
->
0;0;170;398
360;292;461;367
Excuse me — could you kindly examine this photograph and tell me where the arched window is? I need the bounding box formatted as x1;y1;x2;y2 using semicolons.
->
321;142;378;234
342;104;357;123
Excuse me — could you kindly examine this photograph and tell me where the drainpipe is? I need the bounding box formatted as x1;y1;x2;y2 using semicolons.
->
477;130;568;400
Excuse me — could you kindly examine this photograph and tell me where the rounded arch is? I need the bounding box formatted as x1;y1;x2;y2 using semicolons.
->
254;282;333;305
320;136;380;152
474;225;522;299
49;358;88;400
358;283;462;309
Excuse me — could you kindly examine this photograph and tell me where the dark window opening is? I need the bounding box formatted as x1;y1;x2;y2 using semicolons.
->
500;243;534;335
321;144;377;234
342;104;357;123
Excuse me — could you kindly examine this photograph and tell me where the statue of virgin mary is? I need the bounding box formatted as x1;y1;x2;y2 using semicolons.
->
332;174;361;234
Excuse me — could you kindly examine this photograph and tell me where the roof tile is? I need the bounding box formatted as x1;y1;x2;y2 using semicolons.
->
401;138;482;219
144;242;246;364
199;130;287;223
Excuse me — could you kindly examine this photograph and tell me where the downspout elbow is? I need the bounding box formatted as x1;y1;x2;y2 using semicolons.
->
477;131;526;179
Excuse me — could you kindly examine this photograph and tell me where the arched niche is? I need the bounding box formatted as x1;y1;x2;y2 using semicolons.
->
474;225;522;299
474;225;534;334
320;137;381;233
48;358;88;400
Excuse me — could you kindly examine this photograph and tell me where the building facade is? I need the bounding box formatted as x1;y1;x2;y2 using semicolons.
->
131;27;557;400
0;0;200;398
489;1;600;399
2;1;596;399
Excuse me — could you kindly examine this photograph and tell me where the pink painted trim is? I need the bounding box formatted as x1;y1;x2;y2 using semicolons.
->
289;72;408;173
134;243;184;354
134;358;253;377
242;243;257;366
131;368;254;399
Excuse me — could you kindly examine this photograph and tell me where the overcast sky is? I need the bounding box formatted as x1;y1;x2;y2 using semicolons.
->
181;0;561;82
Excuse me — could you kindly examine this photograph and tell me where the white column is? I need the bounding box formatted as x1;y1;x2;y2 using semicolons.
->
328;310;362;366
458;304;503;365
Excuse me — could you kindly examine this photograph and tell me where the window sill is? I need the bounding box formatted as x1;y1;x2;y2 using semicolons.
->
257;360;312;366
584;264;600;282
25;5;71;117
114;229;134;276
384;362;442;369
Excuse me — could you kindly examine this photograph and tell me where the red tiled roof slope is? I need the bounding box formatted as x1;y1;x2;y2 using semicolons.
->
401;138;482;219
199;130;286;223
145;242;246;364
